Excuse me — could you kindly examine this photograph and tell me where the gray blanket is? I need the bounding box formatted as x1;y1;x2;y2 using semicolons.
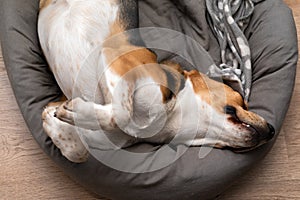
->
206;0;265;101
142;0;264;102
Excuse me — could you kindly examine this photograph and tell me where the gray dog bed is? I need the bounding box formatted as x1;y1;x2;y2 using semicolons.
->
0;0;298;199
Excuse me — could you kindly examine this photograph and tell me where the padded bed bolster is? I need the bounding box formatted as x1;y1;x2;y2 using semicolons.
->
0;0;62;147
246;0;298;131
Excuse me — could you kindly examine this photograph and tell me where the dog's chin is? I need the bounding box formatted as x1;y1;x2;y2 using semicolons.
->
230;143;265;153
211;143;259;153
228;143;268;154
212;124;273;153
215;141;264;153
225;136;271;153
226;123;271;152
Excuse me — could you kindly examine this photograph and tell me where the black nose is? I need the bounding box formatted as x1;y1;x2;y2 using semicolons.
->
267;123;275;139
224;105;237;116
258;123;275;142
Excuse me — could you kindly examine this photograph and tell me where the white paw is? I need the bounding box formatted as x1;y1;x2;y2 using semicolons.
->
42;104;89;163
55;97;101;130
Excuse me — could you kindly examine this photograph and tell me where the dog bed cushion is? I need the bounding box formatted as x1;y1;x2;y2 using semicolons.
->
0;0;297;199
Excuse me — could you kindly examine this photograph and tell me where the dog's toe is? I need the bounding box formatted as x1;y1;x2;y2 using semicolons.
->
55;98;85;124
56;108;75;125
42;105;89;163
62;97;85;112
63;99;73;111
54;98;100;130
42;101;89;163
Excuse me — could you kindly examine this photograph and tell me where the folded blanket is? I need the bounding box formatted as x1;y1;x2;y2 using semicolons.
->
206;0;265;101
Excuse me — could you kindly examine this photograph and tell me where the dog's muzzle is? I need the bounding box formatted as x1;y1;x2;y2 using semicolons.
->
224;105;275;148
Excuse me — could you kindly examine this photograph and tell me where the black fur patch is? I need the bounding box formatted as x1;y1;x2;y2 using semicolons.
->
118;0;145;47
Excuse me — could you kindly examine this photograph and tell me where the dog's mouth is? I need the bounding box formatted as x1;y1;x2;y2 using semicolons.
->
241;122;255;131
224;105;275;152
241;122;259;136
227;145;261;153
230;122;275;153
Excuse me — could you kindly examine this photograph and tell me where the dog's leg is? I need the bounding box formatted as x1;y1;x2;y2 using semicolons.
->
54;78;173;141
55;95;168;140
55;97;144;147
55;98;119;131
55;95;154;139
42;102;89;163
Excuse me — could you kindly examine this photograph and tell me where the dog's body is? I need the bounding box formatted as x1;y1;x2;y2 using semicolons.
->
39;0;274;163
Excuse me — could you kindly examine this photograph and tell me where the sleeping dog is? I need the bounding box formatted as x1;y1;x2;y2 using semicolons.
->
38;0;275;163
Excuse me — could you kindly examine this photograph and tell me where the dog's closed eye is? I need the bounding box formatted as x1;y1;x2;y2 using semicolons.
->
224;105;237;116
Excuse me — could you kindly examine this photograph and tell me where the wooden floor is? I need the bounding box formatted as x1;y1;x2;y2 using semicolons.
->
1;1;300;199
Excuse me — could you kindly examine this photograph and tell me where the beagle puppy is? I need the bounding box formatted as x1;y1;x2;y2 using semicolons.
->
38;0;274;162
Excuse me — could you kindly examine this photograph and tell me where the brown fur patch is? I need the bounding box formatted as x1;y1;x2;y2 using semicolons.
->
103;47;181;103
103;12;129;49
39;0;53;10
185;70;244;112
185;70;268;129
47;101;64;108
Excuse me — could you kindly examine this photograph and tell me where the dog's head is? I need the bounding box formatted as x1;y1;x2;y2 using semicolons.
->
184;70;275;151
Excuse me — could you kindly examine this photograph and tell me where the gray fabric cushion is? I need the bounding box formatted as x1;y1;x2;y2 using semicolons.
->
0;0;297;199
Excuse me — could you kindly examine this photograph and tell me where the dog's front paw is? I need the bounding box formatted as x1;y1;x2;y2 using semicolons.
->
43;104;89;163
56;97;101;130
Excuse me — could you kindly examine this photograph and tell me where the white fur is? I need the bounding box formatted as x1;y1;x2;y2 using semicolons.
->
38;0;118;101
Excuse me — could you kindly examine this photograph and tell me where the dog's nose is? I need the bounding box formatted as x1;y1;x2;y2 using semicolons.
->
266;123;275;139
257;123;275;143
